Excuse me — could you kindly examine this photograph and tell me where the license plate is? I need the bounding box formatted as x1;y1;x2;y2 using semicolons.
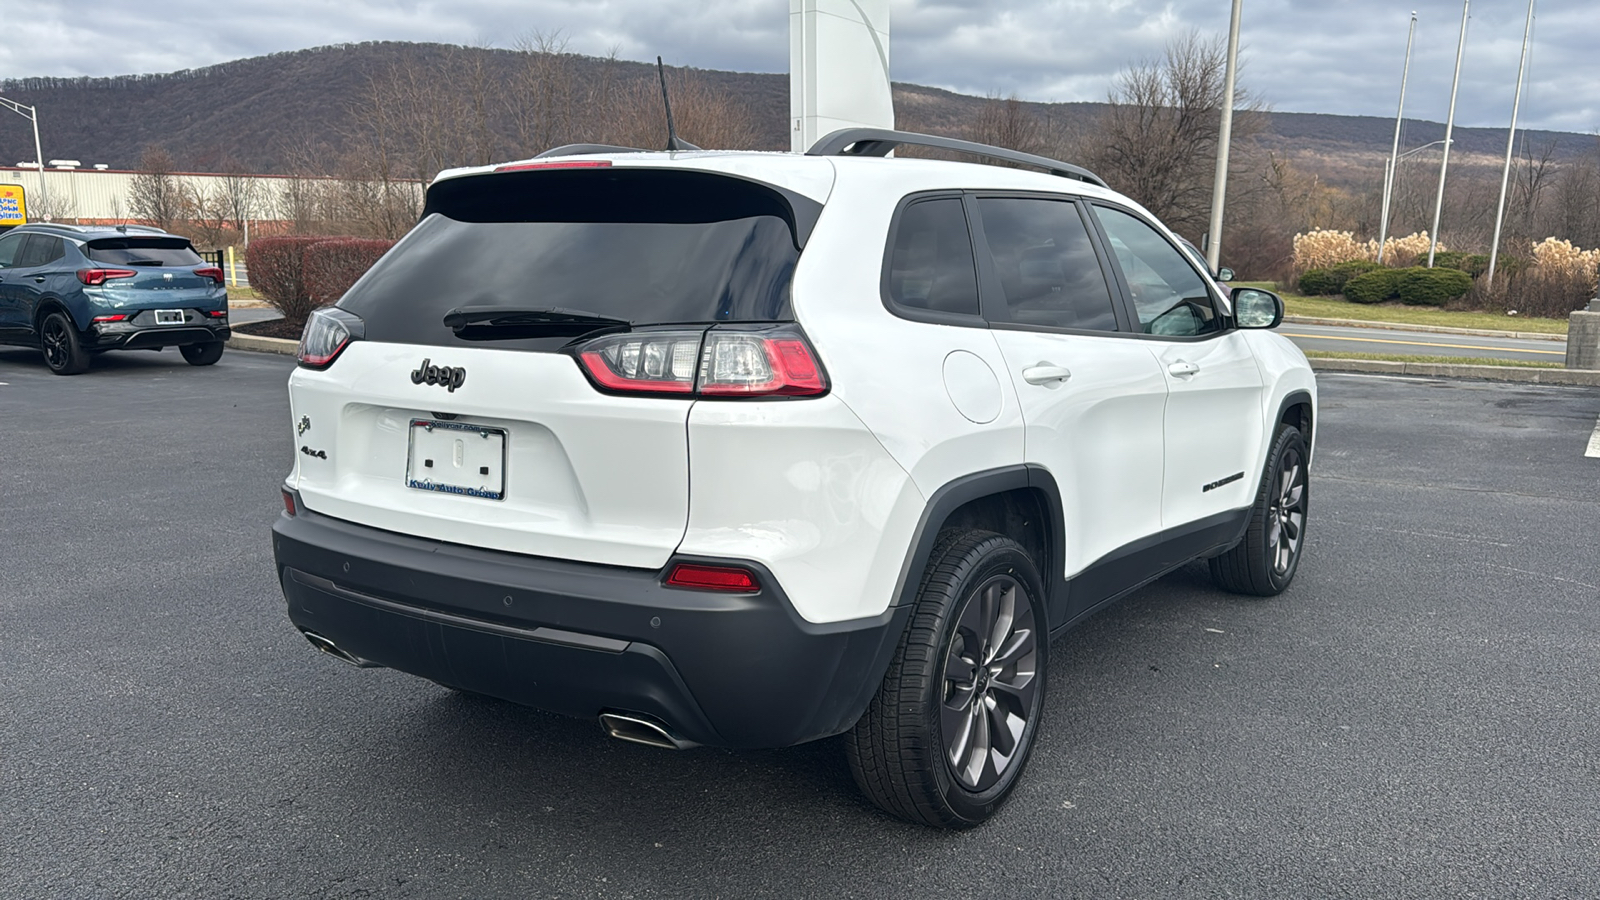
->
154;309;185;325
405;420;506;500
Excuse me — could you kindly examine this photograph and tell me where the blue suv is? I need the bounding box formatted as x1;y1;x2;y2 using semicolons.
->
0;223;230;375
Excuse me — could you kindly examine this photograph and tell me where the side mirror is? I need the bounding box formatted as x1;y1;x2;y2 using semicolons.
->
1232;287;1284;329
1215;266;1235;282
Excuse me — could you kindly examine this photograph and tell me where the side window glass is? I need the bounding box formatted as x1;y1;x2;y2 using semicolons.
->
1092;205;1220;337
974;197;1119;332
886;197;980;318
0;233;23;268
15;234;50;268
39;236;65;265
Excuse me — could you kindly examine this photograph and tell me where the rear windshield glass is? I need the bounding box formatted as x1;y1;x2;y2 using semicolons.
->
86;237;202;266
341;169;812;350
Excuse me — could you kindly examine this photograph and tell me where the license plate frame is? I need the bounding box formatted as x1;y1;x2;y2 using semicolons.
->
404;419;507;501
153;309;185;325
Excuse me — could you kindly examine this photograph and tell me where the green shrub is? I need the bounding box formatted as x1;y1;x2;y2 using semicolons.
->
1430;250;1467;271
1396;266;1473;306
1298;268;1337;295
1301;259;1383;296
1343;269;1403;303
1460;254;1490;278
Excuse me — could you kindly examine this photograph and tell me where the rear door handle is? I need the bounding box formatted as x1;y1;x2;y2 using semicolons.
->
33;276;46;283
1168;361;1201;377
1022;365;1073;385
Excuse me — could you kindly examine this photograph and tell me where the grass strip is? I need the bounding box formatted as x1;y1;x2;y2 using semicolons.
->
1301;350;1562;369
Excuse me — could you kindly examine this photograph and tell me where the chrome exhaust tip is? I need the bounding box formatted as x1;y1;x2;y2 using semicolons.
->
299;629;378;668
598;711;696;750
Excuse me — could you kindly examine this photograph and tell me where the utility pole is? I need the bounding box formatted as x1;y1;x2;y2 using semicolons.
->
1378;12;1418;265
1488;0;1536;289
1205;0;1244;273
1428;0;1470;268
0;95;48;217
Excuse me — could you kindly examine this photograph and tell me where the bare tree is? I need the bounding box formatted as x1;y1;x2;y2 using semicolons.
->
128;145;188;230
599;68;761;152
969;94;1045;160
1086;31;1264;237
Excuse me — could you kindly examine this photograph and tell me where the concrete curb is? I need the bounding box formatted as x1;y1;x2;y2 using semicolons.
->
227;334;298;355
1282;315;1567;342
1310;357;1600;386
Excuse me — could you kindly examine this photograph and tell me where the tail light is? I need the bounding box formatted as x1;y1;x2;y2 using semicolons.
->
77;268;138;286
664;563;759;593
91;313;130;323
574;326;828;399
297;307;365;369
195;266;225;284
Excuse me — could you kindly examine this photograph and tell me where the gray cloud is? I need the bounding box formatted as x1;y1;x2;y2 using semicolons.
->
0;0;1592;132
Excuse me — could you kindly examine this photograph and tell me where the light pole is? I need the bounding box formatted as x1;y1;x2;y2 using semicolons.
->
1487;0;1536;290
1428;0;1470;268
1205;0;1244;273
1380;139;1452;257
1378;12;1418;265
0;95;48;218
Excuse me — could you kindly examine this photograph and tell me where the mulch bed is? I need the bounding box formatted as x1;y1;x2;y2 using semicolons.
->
234;318;305;340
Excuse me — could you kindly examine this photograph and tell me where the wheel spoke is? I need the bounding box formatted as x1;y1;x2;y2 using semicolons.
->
986;584;1015;662
963;699;991;787
990;628;1033;669
1284;511;1304;543
987;695;1018;757
947;703;976;772
989;668;1035;700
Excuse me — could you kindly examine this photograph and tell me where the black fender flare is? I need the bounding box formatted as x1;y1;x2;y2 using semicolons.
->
888;465;1068;627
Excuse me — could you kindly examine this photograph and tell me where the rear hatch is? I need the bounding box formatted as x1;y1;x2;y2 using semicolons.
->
83;236;224;311
288;164;824;569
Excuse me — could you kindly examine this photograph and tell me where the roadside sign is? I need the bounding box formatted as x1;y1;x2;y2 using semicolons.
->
0;184;24;226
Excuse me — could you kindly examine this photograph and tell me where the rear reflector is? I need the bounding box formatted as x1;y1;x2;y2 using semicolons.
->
281;489;297;517
664;563;759;593
91;314;130;323
77;268;138;286
495;160;613;172
205;309;228;318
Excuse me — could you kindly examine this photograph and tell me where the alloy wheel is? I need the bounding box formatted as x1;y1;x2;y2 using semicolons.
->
1267;448;1306;575
940;574;1039;792
42;318;70;370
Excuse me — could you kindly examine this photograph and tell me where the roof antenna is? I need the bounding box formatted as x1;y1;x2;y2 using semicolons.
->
656;57;701;152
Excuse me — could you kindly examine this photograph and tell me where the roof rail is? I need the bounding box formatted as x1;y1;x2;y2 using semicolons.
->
534;143;648;159
806;128;1107;189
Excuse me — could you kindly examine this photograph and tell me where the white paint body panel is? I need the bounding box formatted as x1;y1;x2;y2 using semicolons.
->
288;341;692;569
679;396;925;623
1151;332;1267;526
988;330;1169;577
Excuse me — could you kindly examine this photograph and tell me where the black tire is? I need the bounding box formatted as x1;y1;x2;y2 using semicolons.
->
180;341;225;366
847;530;1048;828
1210;424;1309;596
40;311;91;375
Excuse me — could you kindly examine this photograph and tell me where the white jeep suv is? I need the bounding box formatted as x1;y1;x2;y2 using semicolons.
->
273;129;1315;828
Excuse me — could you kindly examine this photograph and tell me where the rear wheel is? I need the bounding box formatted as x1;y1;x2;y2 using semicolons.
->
847;530;1047;828
1210;424;1309;596
180;341;225;366
40;312;90;375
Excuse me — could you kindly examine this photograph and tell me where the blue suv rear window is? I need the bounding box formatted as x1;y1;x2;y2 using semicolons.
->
86;237;202;266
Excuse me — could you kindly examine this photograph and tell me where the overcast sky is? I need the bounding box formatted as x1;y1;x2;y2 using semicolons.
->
1;0;1593;133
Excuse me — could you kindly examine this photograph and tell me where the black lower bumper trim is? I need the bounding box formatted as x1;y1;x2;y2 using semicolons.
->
272;506;910;750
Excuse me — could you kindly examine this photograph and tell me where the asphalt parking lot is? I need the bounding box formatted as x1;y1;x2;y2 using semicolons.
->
3;346;1598;899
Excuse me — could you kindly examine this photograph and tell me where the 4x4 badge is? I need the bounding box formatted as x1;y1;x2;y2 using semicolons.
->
411;358;466;393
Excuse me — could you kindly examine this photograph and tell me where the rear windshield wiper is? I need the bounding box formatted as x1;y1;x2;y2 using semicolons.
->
442;305;632;341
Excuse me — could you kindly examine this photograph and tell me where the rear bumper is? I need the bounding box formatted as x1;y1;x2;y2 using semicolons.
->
271;502;910;749
86;322;229;349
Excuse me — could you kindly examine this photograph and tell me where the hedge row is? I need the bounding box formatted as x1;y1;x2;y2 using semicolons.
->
245;236;397;324
1343;266;1473;306
1299;259;1385;296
